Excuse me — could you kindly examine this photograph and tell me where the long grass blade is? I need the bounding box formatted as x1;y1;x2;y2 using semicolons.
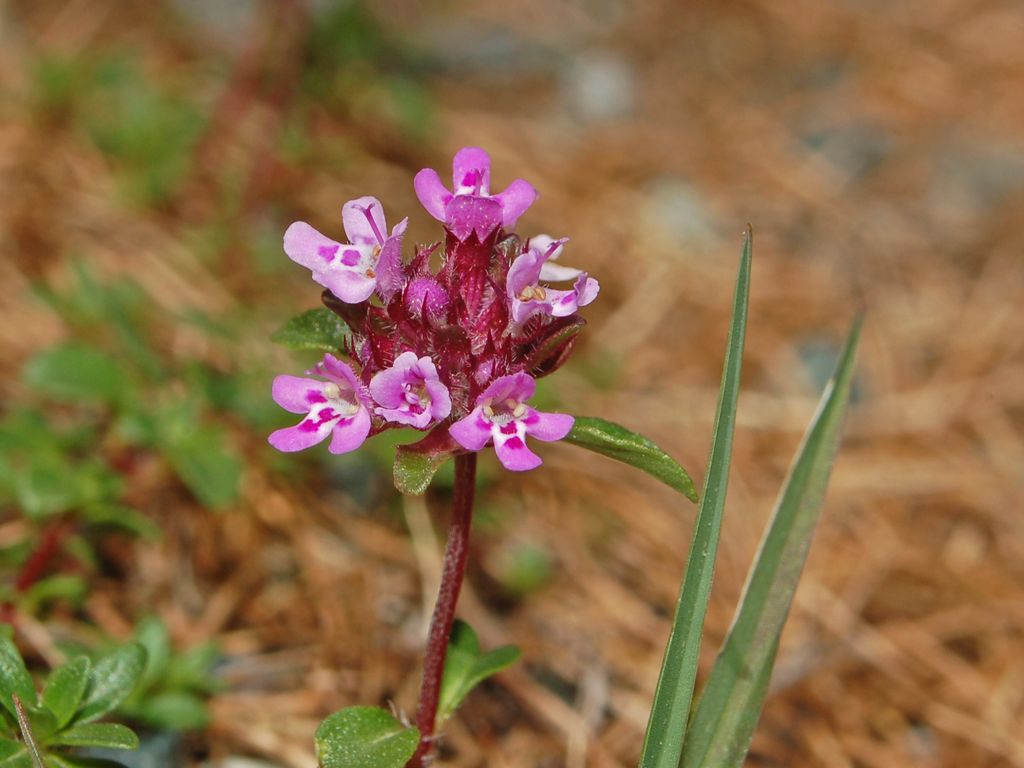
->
638;227;752;768
681;313;863;767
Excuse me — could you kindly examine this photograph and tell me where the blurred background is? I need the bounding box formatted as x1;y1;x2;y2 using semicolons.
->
1;1;1022;766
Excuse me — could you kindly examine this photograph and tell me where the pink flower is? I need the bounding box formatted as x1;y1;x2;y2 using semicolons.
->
269;354;371;454
284;196;407;304
449;372;573;471
370;351;453;429
414;147;537;241
507;239;599;325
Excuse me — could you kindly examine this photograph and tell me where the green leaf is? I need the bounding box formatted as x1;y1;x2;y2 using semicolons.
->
22;344;129;405
0;636;36;721
127;691;208;731
0;738;25;760
46;723;138;751
22;576;88;612
75;644;146;724
315;706;419;768
638;226;752;768
44;757;129;768
42;657;90;729
271;308;351;353
682;314;863;768
564;417;698;502
437;621;520;724
159;425;241;509
393;426;457;495
0;748;30;768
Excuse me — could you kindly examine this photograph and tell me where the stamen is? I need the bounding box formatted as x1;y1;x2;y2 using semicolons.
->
323;383;341;400
483;404;495;418
512;403;526;419
533;286;547;301
359;204;386;246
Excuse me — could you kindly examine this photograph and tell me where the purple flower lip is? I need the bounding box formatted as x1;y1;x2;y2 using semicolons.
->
370;352;452;430
283;196;408;304
448;372;574;471
268;354;372;454
414;147;537;241
507;238;599;325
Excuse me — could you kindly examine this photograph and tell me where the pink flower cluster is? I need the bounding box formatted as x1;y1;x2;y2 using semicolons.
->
270;148;599;471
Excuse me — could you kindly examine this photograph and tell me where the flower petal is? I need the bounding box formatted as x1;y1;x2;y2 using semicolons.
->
477;372;536;406
495;179;537;229
314;266;377;304
283;221;343;272
522;410;574;442
369;351;420;408
328;407;371;454
314;354;362;392
414;168;451;222
269;407;340;452
507;249;545;297
575;274;600;307
424;377;452;421
272;375;327;414
341;196;387;246
493;430;543;471
449;408;493;451
452;147;491;194
445;195;502;241
374;220;408;302
539;262;583;282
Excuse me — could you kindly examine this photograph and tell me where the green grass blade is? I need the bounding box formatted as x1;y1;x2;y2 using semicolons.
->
638;227;752;768
681;313;863;768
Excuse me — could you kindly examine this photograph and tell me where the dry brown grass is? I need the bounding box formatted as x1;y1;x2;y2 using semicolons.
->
2;0;1023;766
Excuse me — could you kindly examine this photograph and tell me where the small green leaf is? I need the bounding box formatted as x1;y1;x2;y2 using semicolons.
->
682;315;862;768
42;657;90;729
46;723;139;751
159;425;241;509
565;417;698;502
0;738;25;760
44;756;129;768
75;644;146;724
0;636;36;720
127;691;208;731
393;426;457;495
315;706;419;768
22;344;129;405
271;308;351;353
0;747;30;768
639;226;752;768
437;621;520;724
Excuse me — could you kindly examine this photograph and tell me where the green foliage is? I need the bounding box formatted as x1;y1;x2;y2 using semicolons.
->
565;417;698;502
393;428;457;495
314;707;419;768
117;616;219;731
639;227;751;768
271;308;351;354
0;636;144;767
682;315;862;767
437;621;520;725
23;345;129;407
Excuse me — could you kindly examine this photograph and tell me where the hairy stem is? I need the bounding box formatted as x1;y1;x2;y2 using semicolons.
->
408;453;477;767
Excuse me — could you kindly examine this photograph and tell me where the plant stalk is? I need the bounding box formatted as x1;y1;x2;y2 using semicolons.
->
408;452;477;767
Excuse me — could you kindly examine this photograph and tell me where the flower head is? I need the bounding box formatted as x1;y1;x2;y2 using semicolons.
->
269;354;372;454
370;351;452;429
284;196;407;304
507;239;600;325
414;147;537;242
449;373;573;471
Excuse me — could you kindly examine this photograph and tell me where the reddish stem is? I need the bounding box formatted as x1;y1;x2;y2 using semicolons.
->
408;453;477;767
